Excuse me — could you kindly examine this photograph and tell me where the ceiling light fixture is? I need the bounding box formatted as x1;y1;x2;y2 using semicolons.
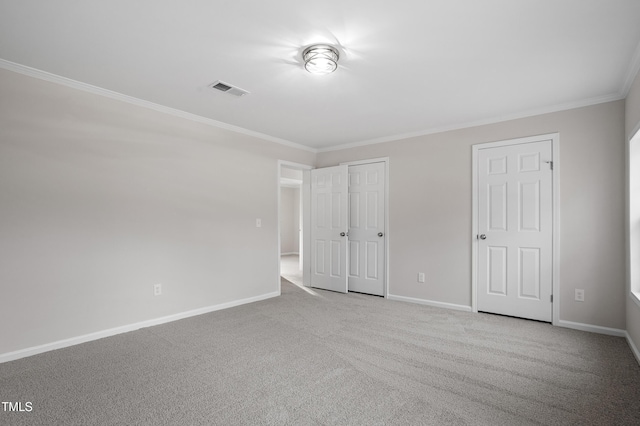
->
303;44;339;75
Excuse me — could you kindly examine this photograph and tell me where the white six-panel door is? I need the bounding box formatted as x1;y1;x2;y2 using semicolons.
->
477;140;553;322
348;162;386;296
310;165;348;293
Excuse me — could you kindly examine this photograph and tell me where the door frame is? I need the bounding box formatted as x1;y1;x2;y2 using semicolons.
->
471;134;560;325
340;158;390;298
277;160;313;295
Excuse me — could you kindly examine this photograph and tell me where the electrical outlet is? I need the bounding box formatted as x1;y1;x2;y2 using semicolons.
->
575;288;584;302
418;272;425;283
154;283;162;296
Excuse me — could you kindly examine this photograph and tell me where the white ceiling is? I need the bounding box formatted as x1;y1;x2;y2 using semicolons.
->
1;0;640;151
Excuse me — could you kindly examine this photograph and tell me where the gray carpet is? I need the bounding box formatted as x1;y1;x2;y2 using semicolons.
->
1;279;639;425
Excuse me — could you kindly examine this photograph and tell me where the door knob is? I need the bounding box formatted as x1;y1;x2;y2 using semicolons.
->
479;234;487;240
378;232;384;237
340;232;346;237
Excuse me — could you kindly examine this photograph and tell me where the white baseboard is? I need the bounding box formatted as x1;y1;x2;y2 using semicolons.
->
556;320;626;337
626;332;640;366
0;291;280;364
387;294;472;312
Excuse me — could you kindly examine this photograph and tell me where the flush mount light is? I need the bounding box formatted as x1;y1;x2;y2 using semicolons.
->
302;44;340;75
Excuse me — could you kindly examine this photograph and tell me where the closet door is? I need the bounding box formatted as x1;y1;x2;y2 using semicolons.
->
310;165;348;293
477;139;553;322
347;162;385;296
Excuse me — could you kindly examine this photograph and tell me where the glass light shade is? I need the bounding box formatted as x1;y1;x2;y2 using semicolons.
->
303;45;339;75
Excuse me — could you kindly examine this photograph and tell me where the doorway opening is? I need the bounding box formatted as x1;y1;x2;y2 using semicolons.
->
278;161;312;294
279;167;302;285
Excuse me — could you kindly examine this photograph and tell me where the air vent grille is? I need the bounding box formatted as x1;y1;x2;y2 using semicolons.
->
209;80;249;97
212;82;232;92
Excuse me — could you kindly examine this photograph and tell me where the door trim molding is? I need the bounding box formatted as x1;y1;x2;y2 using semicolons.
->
341;158;390;298
471;134;560;325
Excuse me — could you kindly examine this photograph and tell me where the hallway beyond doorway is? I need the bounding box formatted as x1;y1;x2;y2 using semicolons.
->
280;254;302;286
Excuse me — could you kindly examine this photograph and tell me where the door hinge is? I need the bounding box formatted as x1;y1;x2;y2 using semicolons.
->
550;294;553;303
545;161;553;170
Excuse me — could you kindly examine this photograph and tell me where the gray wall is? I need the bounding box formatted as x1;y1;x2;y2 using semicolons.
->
0;69;315;355
0;63;635;359
626;69;640;356
280;187;300;254
317;101;626;330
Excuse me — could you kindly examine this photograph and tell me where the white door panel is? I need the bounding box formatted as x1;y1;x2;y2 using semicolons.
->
310;165;348;293
348;162;385;296
477;140;553;322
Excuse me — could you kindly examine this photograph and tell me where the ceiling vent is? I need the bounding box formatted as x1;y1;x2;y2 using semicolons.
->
209;80;250;97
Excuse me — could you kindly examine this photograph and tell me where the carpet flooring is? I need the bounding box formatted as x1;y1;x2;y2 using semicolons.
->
1;279;639;425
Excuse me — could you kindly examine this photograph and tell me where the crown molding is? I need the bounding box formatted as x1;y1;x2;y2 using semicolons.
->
1;57;630;156
318;92;624;153
621;39;640;97
0;59;316;154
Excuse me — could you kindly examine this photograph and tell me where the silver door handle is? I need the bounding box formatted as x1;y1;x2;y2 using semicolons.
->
340;232;346;237
378;232;384;237
479;234;486;240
